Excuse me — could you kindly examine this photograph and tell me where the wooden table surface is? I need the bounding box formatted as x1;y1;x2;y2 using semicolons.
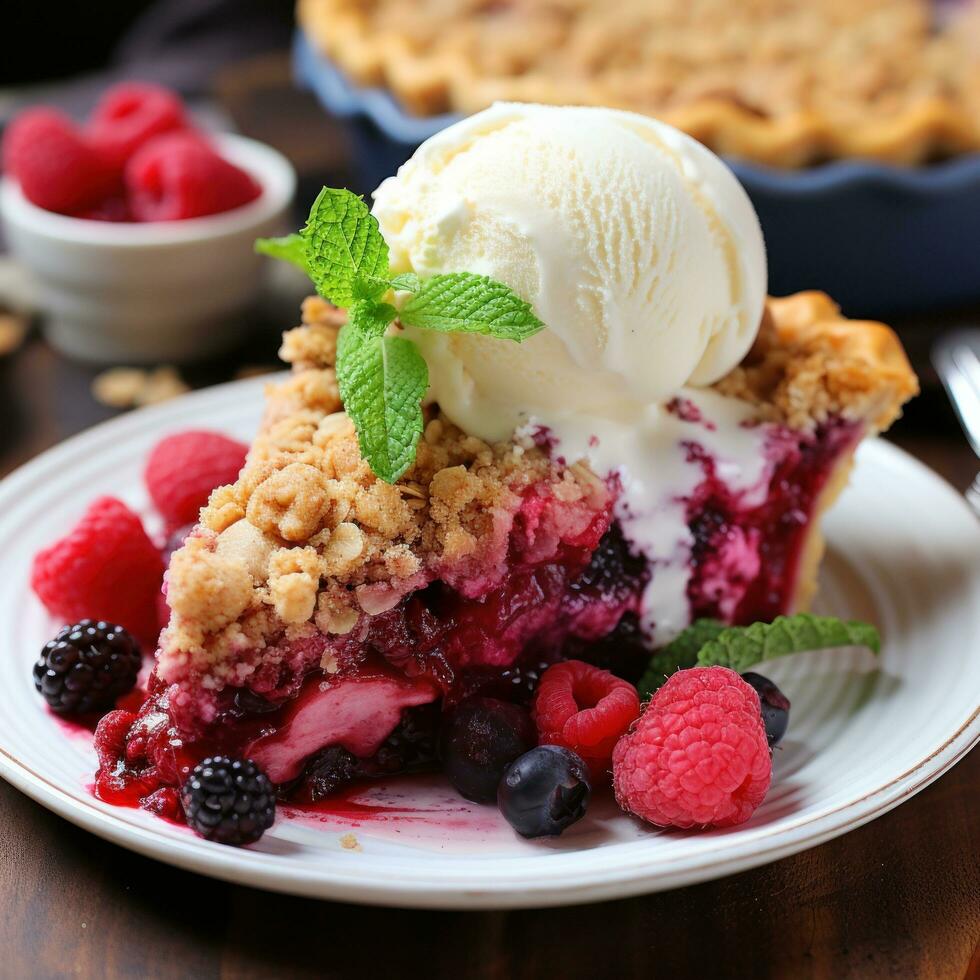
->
1;66;978;980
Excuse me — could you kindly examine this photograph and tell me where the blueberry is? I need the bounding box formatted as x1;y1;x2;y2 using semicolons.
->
497;745;591;838
440;696;536;803
741;672;791;746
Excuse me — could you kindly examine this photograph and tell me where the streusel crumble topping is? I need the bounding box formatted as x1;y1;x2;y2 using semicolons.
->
159;291;914;692
161;296;608;684
714;292;918;432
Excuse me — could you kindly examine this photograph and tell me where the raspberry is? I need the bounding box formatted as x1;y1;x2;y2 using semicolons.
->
94;708;137;775
612;666;772;829
72;195;132;222
125;132;261;221
87;82;187;173
144;430;248;531
94;693;197;807
533;660;640;783
142;786;182;821
30;497;164;642
2;108;118;214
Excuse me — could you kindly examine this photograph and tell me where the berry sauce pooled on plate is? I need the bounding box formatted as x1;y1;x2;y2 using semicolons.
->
26;105;916;847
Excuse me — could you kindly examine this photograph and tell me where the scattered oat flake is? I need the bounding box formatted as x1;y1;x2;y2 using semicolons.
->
140;367;190;405
0;313;28;356
91;368;147;408
92;366;189;409
339;832;362;852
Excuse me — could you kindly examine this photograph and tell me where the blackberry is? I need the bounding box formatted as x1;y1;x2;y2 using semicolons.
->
455;656;558;705
232;688;281;716
34;620;142;715
303;745;359;801
181;756;276;846
299;704;442;801
562;613;651;684
368;702;441;775
570;525;648;604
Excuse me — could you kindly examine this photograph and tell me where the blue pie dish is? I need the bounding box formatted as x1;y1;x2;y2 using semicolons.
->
293;30;980;318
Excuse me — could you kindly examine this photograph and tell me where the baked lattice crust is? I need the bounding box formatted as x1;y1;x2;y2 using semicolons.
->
298;0;980;166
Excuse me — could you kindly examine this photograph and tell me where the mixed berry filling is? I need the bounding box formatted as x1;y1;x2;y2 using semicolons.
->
686;419;861;624
91;416;858;818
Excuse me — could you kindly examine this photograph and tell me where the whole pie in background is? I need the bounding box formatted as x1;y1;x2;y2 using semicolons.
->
298;0;980;166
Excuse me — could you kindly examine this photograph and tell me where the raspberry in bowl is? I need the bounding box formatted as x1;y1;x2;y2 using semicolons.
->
0;83;295;363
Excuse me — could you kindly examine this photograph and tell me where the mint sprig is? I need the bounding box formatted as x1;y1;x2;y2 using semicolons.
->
258;188;545;483
637;613;881;698
637;619;726;696
302;188;390;307
389;272;422;293
400;273;543;340
337;313;428;484
255;233;308;273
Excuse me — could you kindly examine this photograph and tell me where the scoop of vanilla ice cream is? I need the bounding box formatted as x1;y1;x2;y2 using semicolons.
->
372;103;766;443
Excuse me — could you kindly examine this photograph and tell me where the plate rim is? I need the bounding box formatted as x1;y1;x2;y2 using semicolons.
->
0;380;977;908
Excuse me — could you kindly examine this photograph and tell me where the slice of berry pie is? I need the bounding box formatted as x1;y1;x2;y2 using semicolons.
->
94;289;915;810
92;105;916;824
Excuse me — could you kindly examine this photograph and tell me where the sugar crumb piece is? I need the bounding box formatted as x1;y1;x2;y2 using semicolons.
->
339;832;362;852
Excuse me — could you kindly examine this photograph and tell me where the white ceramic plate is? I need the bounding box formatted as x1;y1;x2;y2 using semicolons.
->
0;378;977;909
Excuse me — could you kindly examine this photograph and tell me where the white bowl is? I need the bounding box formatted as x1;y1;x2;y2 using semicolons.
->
0;133;296;363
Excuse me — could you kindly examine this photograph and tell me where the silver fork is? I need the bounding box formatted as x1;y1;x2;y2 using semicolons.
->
932;330;980;518
967;473;980;516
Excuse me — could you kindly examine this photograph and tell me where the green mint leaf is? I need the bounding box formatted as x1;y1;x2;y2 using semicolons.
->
399;272;544;341
352;275;394;302
301;188;389;308
637;620;725;698
335;321;427;485
389;272;421;293
695;613;881;673
350;301;397;337
255;233;309;273
637;614;880;698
